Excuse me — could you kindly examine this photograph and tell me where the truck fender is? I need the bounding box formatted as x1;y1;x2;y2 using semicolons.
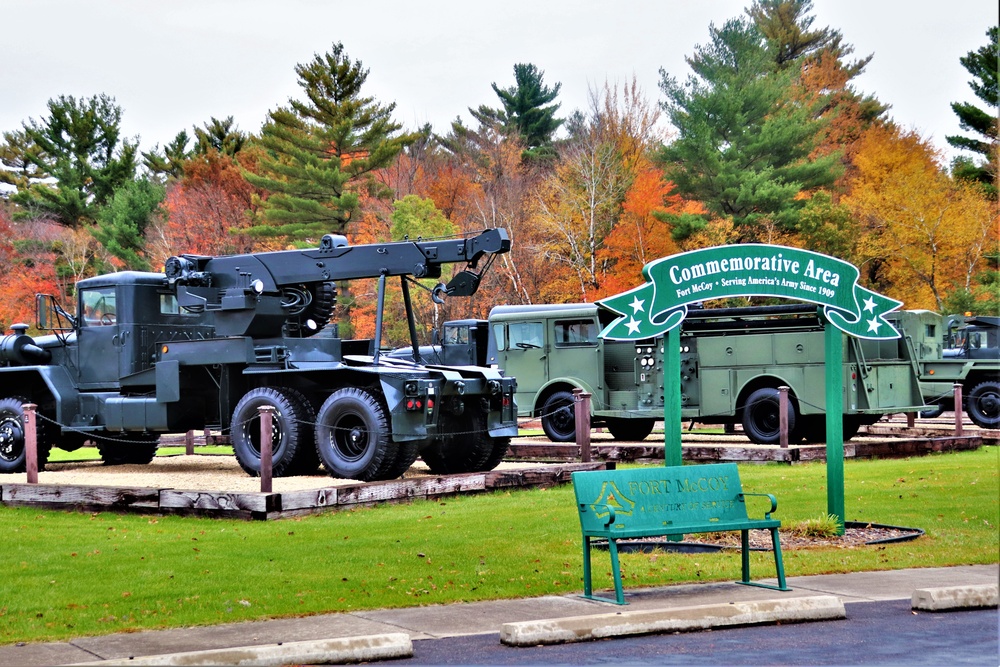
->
533;377;600;415
0;365;80;425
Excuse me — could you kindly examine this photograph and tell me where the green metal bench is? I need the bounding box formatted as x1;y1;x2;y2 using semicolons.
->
571;463;790;605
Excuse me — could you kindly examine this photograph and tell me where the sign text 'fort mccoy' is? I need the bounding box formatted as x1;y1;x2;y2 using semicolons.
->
599;244;903;341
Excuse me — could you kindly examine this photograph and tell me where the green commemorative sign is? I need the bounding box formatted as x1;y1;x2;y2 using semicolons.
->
598;244;903;340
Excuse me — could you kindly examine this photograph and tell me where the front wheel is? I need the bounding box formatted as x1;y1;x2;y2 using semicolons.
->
967;381;1000;429
541;391;577;442
0;397;50;473
741;388;797;445
315;388;391;481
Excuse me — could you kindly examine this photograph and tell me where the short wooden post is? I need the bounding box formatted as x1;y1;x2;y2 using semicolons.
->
185;429;195;455
906;412;915;428
573;388;592;463
953;383;963;437
778;386;789;449
203;428;211;446
23;403;38;484
258;405;275;493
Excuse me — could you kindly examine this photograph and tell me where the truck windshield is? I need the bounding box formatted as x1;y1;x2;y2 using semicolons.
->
507;321;543;350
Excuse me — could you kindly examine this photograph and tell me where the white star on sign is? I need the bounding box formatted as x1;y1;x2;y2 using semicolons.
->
867;317;882;334
630;296;645;313
626;318;641;334
862;296;877;313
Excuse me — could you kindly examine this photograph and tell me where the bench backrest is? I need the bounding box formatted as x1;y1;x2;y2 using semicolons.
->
572;463;750;534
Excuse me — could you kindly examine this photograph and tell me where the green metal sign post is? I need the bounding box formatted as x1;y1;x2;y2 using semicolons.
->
824;319;846;533
597;244;903;535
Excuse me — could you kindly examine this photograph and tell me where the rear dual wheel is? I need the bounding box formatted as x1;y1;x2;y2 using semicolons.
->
232;387;316;477
315;388;395;482
420;413;509;475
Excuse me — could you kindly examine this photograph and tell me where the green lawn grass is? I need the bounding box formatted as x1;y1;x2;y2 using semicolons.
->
2;446;996;646
46;445;234;463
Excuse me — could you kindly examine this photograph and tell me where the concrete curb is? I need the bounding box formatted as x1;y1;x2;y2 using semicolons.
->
912;584;999;611
68;633;413;666
500;595;846;646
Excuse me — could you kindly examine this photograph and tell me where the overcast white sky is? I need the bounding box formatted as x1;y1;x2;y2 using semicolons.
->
2;0;997;165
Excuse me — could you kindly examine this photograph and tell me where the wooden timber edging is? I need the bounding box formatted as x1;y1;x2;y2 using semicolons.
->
0;461;610;521
507;434;987;464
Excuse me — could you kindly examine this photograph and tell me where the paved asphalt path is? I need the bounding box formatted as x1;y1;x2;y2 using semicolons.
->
404;600;999;666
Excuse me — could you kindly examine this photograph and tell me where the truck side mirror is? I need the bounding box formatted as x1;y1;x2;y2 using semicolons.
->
36;294;48;330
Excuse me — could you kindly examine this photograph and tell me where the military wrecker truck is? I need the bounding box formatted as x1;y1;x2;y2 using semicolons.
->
394;302;926;444
887;310;999;429
0;229;518;481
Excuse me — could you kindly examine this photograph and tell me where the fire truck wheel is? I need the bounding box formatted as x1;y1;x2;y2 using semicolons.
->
742;387;798;445
606;418;655;442
315;388;391;481
232;387;313;477
541;391;577;442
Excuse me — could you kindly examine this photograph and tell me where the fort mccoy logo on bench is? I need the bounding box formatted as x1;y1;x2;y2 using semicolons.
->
598;244;903;341
591;481;636;519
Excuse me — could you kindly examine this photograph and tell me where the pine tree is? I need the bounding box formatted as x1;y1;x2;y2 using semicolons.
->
244;42;420;243
491;63;564;153
5;94;137;227
657;17;841;241
947;26;998;198
91;178;165;271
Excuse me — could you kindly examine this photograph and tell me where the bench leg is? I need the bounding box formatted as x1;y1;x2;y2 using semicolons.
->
579;537;628;605
735;528;791;592
740;529;751;585
770;526;790;591
608;538;626;605
582;536;593;599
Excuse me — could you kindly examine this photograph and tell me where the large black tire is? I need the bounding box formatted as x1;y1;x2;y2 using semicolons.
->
279;387;320;475
315;388;391;481
798;415;862;443
541;390;577;443
421;414;494;475
741;387;798;445
966;381;1000;430
606;418;656;442
378;442;421;480
480;436;510;472
919;403;946;419
231;387;314;477
97;434;159;465
0;397;50;473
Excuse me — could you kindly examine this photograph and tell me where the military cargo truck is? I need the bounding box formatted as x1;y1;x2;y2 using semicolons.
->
887;310;999;429
398;303;926;445
0;230;518;480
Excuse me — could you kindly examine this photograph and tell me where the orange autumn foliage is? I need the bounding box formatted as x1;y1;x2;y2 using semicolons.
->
590;161;689;300
150;150;263;269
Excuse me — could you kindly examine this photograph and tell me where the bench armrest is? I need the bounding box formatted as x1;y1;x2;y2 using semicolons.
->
580;502;616;527
739;492;778;520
